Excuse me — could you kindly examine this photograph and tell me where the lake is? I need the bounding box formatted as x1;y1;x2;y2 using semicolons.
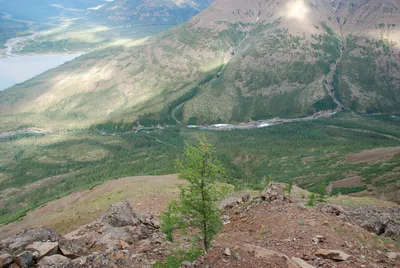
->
0;53;81;91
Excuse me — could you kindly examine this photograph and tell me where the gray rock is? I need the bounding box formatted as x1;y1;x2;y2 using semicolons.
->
25;241;59;259
221;215;231;225
241;193;251;203
2;227;60;253
219;197;241;210
314;249;351;261
290;257;316;268
261;183;291;203
38;255;71;268
14;251;33;268
318;204;348;219
0;253;13;267
101;200;140;227
387;252;398;260
181;261;193;267
346;206;400;241
59;239;87;259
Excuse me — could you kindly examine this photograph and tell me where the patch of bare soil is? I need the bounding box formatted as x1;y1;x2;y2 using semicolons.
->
201;201;400;267
0;175;181;240
333;176;364;188
345;147;400;164
323;152;339;159
302;156;315;164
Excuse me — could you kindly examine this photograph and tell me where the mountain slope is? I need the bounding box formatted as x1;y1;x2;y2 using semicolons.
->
88;0;214;25
0;0;399;130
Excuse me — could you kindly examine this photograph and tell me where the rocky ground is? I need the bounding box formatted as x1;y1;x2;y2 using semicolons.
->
194;183;400;267
0;183;399;268
0;201;169;267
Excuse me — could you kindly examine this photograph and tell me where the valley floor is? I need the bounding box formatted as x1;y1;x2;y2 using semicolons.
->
0;112;399;227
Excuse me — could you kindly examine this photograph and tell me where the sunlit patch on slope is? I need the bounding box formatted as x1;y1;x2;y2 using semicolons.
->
284;0;309;20
104;37;149;49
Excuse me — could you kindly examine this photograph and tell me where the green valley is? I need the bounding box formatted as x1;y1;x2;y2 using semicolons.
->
0;112;399;225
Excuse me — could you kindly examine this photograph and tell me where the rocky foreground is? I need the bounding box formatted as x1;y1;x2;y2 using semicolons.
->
0;184;399;267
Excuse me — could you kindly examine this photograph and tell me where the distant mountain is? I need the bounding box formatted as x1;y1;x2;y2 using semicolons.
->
88;0;214;25
0;0;399;130
0;0;106;21
0;0;214;55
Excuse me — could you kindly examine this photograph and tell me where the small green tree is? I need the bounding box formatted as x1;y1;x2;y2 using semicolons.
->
164;136;226;252
285;181;294;195
306;193;317;207
316;184;328;203
160;200;180;242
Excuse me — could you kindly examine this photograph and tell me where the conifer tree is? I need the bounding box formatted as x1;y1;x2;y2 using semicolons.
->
162;136;226;251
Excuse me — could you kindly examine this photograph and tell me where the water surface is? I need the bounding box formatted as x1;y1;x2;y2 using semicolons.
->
0;53;81;91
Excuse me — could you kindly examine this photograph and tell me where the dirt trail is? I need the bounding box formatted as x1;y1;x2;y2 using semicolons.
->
345;146;400;164
171;102;185;124
327;125;400;141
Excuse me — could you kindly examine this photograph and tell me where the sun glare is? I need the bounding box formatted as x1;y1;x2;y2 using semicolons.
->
285;0;309;20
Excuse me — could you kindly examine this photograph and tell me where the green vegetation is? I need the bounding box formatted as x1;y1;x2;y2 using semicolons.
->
332;186;368;195
160;200;181;242
316;183;328;202
285;181;293;195
155;247;203;268
166;137;225;251
0;113;399;225
306;193;317;207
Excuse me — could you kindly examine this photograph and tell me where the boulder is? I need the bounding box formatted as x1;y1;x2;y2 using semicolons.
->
26;241;59;259
241;244;312;267
219;197;241;210
37;255;70;268
383;223;400;241
70;253;111;268
224;248;231;256
58;239;87;259
241;244;287;260
0;253;13;267
261;183;291;203
386;252;398;260
345;206;400;241
2;227;60;252
136;212;160;229
101;201;140;227
312;235;325;244
314;249;351;261
289;257;316;268
137;240;152;253
14;251;33;268
100;226;137;247
318;204;347;219
241;193;251;203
